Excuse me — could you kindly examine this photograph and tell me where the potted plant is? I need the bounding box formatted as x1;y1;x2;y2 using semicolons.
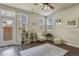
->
29;32;37;42
21;29;26;45
34;33;37;41
25;31;28;38
45;33;54;41
29;32;34;42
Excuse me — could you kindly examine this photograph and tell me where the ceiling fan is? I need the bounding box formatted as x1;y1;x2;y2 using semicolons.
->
34;3;54;10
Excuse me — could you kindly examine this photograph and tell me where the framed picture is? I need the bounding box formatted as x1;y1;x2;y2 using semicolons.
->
66;19;78;27
55;18;62;25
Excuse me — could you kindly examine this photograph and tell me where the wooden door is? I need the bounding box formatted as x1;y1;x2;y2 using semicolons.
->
4;27;12;41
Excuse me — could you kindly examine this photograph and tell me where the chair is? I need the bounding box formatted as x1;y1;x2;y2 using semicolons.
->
37;32;46;41
53;37;63;44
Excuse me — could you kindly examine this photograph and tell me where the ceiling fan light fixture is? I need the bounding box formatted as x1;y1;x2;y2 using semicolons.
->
34;3;54;11
44;5;47;10
42;5;50;11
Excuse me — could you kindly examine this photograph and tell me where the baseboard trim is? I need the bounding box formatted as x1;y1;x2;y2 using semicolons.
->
64;43;79;48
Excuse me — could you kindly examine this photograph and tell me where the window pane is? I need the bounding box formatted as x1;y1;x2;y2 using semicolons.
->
47;17;53;30
39;17;45;31
48;25;52;29
18;13;28;30
0;9;6;16
21;15;27;25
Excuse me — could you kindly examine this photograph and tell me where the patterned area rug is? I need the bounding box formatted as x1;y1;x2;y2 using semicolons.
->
20;43;68;56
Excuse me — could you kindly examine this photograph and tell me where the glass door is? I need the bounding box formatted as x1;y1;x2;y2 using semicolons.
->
18;13;28;44
0;9;16;46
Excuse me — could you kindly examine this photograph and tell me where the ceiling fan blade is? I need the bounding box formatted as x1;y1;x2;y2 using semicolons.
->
34;3;43;5
47;4;54;9
34;3;38;5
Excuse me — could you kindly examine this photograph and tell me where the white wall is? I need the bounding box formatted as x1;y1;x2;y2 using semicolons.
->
52;4;79;47
28;12;40;32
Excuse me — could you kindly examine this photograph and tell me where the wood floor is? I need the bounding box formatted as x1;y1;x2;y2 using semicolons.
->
0;40;79;56
20;40;79;56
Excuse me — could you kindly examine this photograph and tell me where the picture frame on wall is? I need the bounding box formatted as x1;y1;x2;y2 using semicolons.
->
66;18;78;27
55;18;63;25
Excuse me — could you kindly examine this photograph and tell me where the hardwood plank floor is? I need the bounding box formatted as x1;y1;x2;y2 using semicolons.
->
19;40;79;56
0;40;79;56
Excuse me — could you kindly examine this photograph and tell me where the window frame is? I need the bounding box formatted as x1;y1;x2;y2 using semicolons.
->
39;16;45;31
47;17;53;31
18;13;28;30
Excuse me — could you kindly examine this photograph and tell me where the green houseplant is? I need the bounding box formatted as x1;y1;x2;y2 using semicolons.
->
29;32;35;42
21;30;29;45
45;33;54;40
29;32;37;42
21;30;26;45
25;31;28;38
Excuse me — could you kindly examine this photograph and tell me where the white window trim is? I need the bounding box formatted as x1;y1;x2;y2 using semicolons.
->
47;17;53;31
39;17;45;31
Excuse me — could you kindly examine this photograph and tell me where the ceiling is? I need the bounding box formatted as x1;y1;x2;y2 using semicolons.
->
2;3;78;16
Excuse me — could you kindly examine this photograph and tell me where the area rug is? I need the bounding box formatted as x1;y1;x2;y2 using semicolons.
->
20;43;68;56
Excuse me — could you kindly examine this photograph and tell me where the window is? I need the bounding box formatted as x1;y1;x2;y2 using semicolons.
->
0;9;6;17
0;9;16;27
39;17;45;31
47;17;53;31
0;9;15;19
18;13;28;30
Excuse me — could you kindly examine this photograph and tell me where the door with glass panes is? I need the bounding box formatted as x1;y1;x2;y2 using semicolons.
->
18;13;28;44
0;9;16;46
